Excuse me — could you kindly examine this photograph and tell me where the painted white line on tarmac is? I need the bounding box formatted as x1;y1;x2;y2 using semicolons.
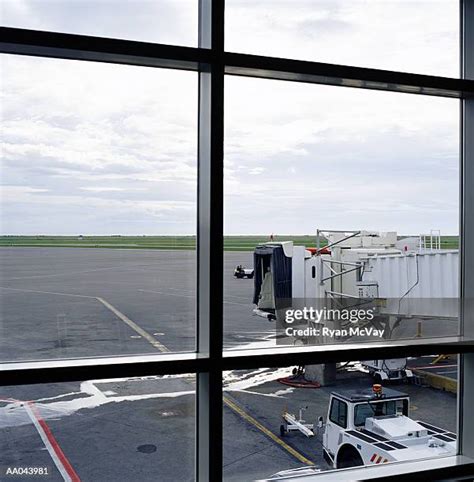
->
96;297;169;353
0;286;95;299
0;286;169;353
2;265;131;281
0;385;193;429
138;288;195;299
138;288;249;306
23;401;80;482
166;287;250;302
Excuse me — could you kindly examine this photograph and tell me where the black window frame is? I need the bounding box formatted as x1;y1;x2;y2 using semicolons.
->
1;1;474;480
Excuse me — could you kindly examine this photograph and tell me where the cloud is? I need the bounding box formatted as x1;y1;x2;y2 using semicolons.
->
1;0;198;46
0;2;461;236
80;187;131;192
223;76;459;235
1;185;50;199
225;0;459;77
1;55;198;235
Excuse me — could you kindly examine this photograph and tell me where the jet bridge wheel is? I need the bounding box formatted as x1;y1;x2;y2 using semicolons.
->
336;445;364;469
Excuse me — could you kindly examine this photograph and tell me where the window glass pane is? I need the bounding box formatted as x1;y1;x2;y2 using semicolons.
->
354;399;407;426
223;355;458;480
0;374;195;480
1;55;197;362
1;0;197;47
329;399;347;428
224;76;459;351
225;0;459;77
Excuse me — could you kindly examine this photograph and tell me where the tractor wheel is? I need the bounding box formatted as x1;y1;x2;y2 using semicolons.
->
336;445;364;469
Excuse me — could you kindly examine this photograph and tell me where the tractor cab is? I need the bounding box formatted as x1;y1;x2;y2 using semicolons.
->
323;385;411;465
326;386;410;432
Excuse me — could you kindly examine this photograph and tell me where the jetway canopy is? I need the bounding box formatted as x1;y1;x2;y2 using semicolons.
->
253;244;292;305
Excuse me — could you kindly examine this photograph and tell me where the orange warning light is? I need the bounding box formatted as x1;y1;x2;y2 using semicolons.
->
372;384;383;397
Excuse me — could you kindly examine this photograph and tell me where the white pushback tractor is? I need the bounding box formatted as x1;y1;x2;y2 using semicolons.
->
264;384;456;480
322;385;456;469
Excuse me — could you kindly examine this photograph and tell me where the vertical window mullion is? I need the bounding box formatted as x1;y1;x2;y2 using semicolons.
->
459;0;474;463
197;1;225;481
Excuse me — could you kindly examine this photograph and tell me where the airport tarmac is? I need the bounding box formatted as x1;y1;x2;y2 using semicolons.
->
0;247;460;481
0;361;457;482
0;247;258;362
223;362;457;481
408;355;458;381
1;376;196;482
0;247;458;362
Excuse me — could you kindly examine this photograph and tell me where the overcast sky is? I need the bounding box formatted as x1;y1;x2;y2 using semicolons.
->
1;1;460;236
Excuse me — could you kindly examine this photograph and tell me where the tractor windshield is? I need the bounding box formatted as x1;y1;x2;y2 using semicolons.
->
354;398;408;426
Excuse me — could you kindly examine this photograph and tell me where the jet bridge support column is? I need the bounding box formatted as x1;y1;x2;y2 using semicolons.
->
305;363;337;386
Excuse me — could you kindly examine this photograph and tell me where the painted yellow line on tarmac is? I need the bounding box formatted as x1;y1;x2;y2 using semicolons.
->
412;368;457;394
3;284;314;465
223;395;315;466
96;297;170;353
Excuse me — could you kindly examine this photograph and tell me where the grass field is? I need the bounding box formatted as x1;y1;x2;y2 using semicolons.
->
435;236;459;249
0;235;460;251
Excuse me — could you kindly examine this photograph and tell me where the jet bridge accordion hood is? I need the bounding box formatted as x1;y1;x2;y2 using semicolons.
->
253;244;292;305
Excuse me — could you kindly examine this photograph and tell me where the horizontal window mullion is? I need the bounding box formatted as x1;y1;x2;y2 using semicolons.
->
1;337;472;385
224;51;474;98
222;337;474;371
300;455;474;481
2;28;473;99
0;26;212;71
0;353;210;386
